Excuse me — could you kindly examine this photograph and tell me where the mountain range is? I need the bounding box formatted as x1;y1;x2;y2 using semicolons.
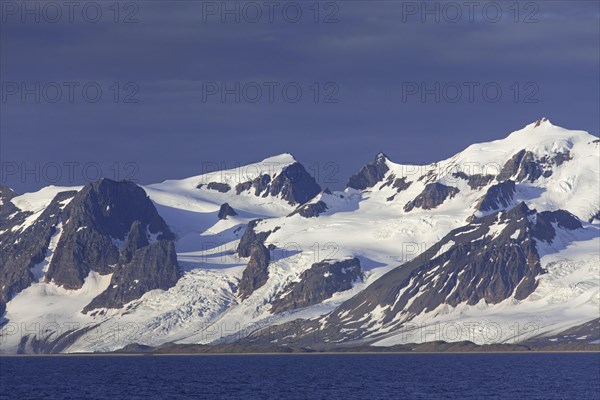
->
1;118;598;353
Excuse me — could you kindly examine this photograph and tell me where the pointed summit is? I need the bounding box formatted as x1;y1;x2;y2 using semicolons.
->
346;152;391;190
533;117;553;128
375;152;389;162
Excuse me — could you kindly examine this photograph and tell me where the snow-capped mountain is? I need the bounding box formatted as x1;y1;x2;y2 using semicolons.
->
1;118;598;353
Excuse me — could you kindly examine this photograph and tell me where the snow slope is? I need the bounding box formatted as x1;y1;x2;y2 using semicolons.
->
1;119;598;352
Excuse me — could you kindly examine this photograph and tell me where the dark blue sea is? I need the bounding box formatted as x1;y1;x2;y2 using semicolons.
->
1;353;599;399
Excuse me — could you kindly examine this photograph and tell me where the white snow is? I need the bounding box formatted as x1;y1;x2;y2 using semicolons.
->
372;230;600;346
9;186;79;233
2;119;599;352
30;222;64;281
0;272;113;353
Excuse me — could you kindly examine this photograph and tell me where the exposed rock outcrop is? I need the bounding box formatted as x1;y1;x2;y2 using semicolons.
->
0;188;30;233
83;240;179;313
235;175;271;196
0;191;76;316
291;200;329;218
237;219;272;258
347;153;390;190
46;179;174;290
238;243;271;300
380;175;412;191
404;183;459;212
316;202;584;343
392;177;412;192
271;258;362;314
206;182;231;193
234;162;321;206
475;180;516;213
0;186;16;205
533;209;582;242
218;203;237;220
498;149;572;183
498;150;529;182
119;220;149;264
452;172;494;190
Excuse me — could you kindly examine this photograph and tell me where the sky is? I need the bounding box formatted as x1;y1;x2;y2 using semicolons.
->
1;0;599;192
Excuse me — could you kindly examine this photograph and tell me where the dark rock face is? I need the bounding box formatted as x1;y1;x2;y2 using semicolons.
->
392;177;412;192
0;191;77;316
498;149;572;183
238;243;271;300
271;258;362;314
476;180;516;212
404;183;459;212
83;240;179;313
533;210;582;242
206;182;231;193
45;179;174;290
235;175;270;196
0;188;29;233
452;172;494;190
291;200;328;218
380;175;412;202
514;151;545;182
218;203;237;220
549;151;572;167
498;150;528;182
0;186;16;204
237;219;272;258
46;226;119;289
236;218;279;299
318;202;584;343
380;175;412;192
234;163;321;206
347;153;390;191
270;163;321;205
119;220;149;264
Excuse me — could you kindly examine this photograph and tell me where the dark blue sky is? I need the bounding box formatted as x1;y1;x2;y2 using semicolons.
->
1;1;599;192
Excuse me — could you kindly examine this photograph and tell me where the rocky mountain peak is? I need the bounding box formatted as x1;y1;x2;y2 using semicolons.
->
375;152;389;162
45;179;175;290
196;158;321;206
1;120;598;353
65;178;173;241
0;186;16;203
533;117;551;128
346;152;391;190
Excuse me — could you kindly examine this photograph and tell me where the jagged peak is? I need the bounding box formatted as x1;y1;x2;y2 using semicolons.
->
346;153;391;190
443;118;596;182
375;152;390;163
533;117;553;128
0;185;16;195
